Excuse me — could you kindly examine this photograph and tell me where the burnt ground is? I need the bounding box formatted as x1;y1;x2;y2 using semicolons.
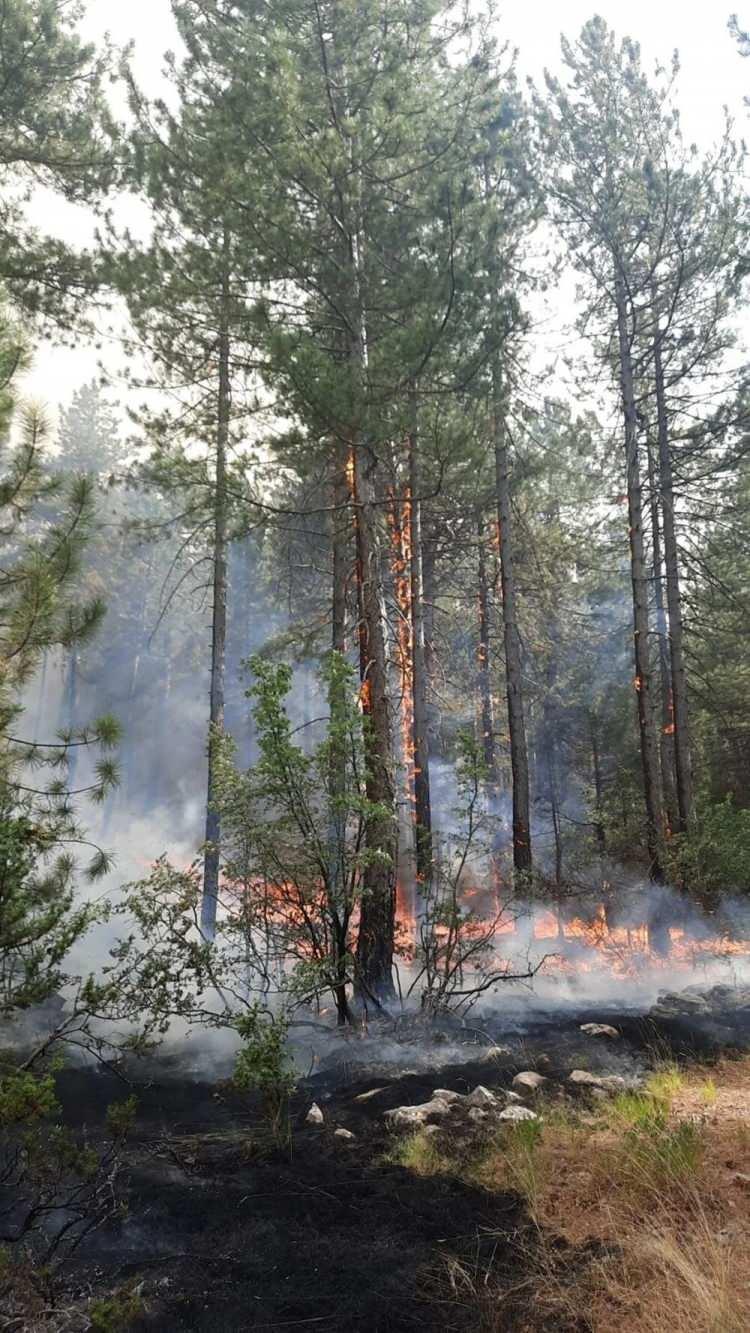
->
42;994;750;1331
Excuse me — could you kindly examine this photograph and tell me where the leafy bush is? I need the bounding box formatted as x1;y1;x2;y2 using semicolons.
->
664;798;750;894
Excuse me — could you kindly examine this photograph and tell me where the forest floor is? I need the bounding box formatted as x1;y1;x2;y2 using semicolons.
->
6;996;750;1332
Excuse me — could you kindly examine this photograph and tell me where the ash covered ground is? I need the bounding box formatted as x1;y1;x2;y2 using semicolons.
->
35;978;750;1332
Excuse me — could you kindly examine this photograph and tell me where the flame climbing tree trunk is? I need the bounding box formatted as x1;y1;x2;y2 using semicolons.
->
201;267;230;937
615;270;664;879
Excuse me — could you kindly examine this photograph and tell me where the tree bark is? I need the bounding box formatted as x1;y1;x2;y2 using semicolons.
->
492;384;532;878
347;240;396;1004
408;401;432;887
352;444;397;1003
654;329;694;832
328;442;353;1025
200;266;231;938
614;270;664;879
646;435;679;833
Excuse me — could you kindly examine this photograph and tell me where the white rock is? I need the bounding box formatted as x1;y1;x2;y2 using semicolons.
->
481;1045;512;1060
567;1070;603;1087
504;1091;524;1104
466;1085;498;1107
468;1107;489;1123
568;1070;627;1094
513;1071;547;1092
499;1105;538;1122
306;1102;325;1125
431;1088;462;1104
354;1086;388;1102
580;1023;620;1039
334;1128;355;1141
384;1097;452;1129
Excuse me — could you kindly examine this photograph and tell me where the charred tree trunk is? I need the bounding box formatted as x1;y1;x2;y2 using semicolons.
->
328;443;354;1025
407;403;432;887
646;435;678;833
614;270;664;881
475;506;504;887
654;331;694;832
352;445;397;1003
421;538;439;753
200;267;231;938
345;221;396;1004
492;388;532;879
589;710;607;856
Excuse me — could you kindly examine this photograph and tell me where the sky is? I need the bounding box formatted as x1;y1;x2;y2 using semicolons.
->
19;0;750;414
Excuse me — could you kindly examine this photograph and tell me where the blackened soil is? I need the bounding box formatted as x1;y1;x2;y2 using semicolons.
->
50;1001;749;1332
55;1065;540;1333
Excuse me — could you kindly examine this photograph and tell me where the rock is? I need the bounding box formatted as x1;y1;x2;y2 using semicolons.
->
580;1023;620;1039
468;1107;489;1124
334;1128;355;1141
499;1105;539;1122
466;1085;498;1107
481;1045;512;1060
731;1172;750;1188
513;1071;547;1092
431;1088;463;1104
505;1091;524;1104
354;1086;389;1102
306;1102;324;1125
384;1097;452;1129
567;1070;628;1094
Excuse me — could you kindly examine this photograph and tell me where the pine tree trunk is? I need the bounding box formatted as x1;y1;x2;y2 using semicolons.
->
589;710;607;855
352;444;397;1003
408;402;432;887
346;273;396;1003
421;539;439;753
646;435;679;833
614;271;664;878
328;443;353;1024
492;379;532;878
200;270;230;938
475;508;502;826
654;331;693;831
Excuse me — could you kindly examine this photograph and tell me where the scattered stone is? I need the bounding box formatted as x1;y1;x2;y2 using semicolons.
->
465;1085;498;1107
505;1091;524;1104
306;1102;324;1125
384;1097;452;1129
334;1128;355;1141
468;1107;489;1124
498;1105;539;1122
513;1071;547;1092
481;1045;513;1060
354;1086;389;1102
731;1172;750;1189
431;1088;462;1104
580;1023;620;1039
567;1070;628;1094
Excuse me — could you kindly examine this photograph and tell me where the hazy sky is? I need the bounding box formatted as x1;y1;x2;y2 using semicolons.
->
20;0;750;413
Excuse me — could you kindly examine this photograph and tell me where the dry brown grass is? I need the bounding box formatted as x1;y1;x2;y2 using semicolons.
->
417;1057;750;1332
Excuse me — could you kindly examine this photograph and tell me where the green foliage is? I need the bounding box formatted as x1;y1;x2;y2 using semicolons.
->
0;0;115;325
88;1282;146;1332
665;799;750;894
232;1005;296;1141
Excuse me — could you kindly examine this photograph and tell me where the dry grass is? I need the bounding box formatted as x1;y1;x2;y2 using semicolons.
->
409;1056;750;1332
